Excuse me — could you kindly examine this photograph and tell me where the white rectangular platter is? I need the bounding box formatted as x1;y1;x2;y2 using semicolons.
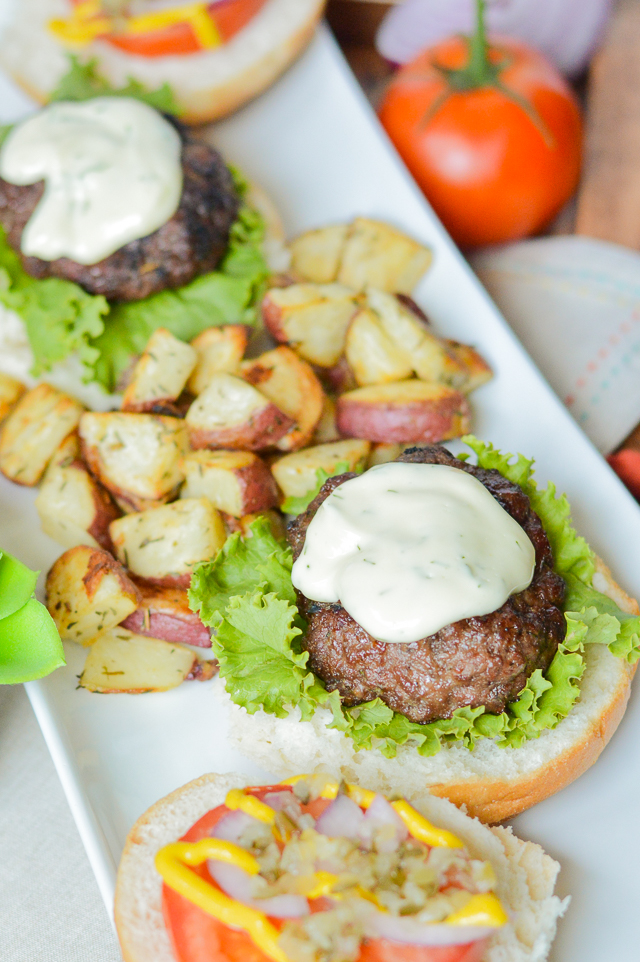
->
1;20;640;962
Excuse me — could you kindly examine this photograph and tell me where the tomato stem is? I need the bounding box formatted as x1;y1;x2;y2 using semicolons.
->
467;0;490;87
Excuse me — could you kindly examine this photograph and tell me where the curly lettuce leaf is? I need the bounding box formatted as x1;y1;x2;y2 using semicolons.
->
0;227;108;375
193;439;639;757
87;201;268;390
189;517;296;626
50;55;180;114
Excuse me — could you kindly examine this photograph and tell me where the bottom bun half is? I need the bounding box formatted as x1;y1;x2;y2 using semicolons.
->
225;559;637;824
114;772;569;962
0;0;326;124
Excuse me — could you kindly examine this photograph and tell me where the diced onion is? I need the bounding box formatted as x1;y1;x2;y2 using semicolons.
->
360;794;408;851
315;793;366;839
207;861;309;919
211;809;261;844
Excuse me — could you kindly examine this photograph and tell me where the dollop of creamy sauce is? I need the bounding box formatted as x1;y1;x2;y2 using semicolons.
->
0;97;183;265
291;462;536;644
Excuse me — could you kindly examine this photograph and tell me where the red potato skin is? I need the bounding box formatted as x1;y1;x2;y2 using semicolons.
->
120;581;212;646
260;295;289;343
121;393;195;417
74;460;122;552
233;458;280;514
81;547;141;605
187;404;295;452
314;356;357;395
336;392;471;444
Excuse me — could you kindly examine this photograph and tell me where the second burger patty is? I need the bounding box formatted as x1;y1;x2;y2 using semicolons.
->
0;120;240;302
287;445;566;725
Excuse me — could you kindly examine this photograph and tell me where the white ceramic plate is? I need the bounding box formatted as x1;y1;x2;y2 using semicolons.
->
1;19;640;962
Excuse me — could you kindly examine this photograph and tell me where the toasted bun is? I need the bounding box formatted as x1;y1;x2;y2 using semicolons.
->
114;771;569;962
224;557;638;824
0;0;326;124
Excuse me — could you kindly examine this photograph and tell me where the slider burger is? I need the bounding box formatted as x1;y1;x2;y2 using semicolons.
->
0;0;326;124
0;83;272;394
115;771;567;962
189;439;640;822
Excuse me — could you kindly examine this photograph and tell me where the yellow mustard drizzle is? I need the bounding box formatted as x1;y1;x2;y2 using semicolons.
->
154;838;287;962
155;783;507;962
49;2;221;48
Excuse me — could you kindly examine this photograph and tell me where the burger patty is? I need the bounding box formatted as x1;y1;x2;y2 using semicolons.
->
287;445;566;724
0;121;240;302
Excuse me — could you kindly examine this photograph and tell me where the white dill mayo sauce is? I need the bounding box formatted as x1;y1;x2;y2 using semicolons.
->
291;462;536;644
0;97;183;265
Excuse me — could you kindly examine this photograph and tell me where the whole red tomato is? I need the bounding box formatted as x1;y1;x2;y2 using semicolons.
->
378;36;583;248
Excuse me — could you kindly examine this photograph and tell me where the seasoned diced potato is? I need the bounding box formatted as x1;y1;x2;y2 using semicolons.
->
185;373;293;451
78;627;206;693
187;325;249;395
36;455;120;551
241;347;324;452
121;582;211;647
345;307;414;386
272;439;371;499
46;545;140;645
0;383;85;486
367;443;402;468
180;450;278;517
289;225;349;283
446;342;493;393
312;396;341;444
79;412;188;512
336;381;470;444
262;283;357;367
0;373;25;422
48;432;81;468
109;498;226;586
338;218;432;294
122;328;196;412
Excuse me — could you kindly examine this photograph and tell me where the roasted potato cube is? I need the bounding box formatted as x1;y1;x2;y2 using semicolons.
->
48;432;81;468
262;283;357;367
46;545;140;645
312;396;341;444
180;450;278;517
345;307;414;386
338;218;432;294
187;325;249;396
122;328;197;412
109;497;226;586
446;342;493;393
121;582;211;647
336;380;470;444
289;225;349;283
79;412;188;512
0;383;84;486
78;627;206;693
367;443;403;468
0;373;25;422
36;456;120;552
186;372;294;451
241;347;324;452
272;439;371;499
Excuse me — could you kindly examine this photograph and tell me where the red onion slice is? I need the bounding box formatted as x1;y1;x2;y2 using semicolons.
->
211;809;262;844
359;794;408;851
367;911;494;946
207;861;309;919
315;793;366;840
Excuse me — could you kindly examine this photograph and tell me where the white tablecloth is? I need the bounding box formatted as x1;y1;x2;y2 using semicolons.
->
0;685;122;962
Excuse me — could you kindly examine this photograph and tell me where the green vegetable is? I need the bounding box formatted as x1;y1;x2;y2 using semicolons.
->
0;551;64;684
190;438;640;758
0;175;268;390
89;200;268;390
50;55;180;115
282;462;356;516
0;227;109;376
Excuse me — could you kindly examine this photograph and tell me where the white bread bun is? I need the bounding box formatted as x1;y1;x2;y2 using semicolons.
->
224;557;638;824
114;771;569;962
0;0;326;124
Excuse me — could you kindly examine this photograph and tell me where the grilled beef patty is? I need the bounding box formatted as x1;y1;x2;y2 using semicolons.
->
0;121;239;302
287;445;566;724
